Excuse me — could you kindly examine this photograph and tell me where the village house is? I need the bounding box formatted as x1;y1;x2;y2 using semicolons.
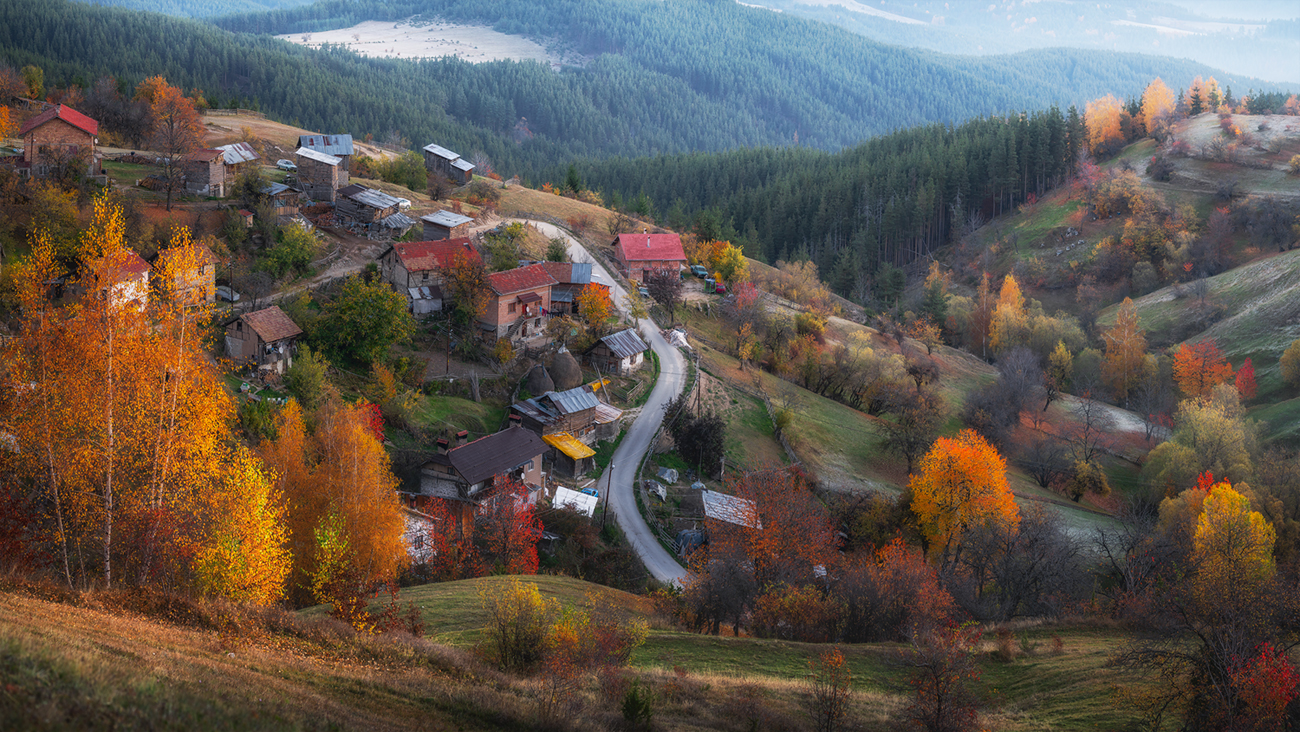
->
613;231;688;283
154;243;218;305
421;143;475;185
18;104;99;179
295;146;342;202
376;238;480;315
588;328;650;376
260;182;300;216
537;261;608;317
224;305;303;376
335;184;416;236
80;250;151;310
511;384;606;478
182;148;225;196
297;134;353;182
215;142;259;179
421;210;474;240
481;263;557;344
414;422;547;537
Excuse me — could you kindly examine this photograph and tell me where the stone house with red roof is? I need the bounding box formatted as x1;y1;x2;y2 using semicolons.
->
613;232;687;283
377;238;481;315
19;105;99;179
224;305;304;376
482;263;558;344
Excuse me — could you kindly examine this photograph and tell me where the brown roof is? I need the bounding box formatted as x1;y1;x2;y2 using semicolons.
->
388;238;479;272
486;263;557;296
19;105;99;137
447;425;547;485
240;306;303;343
615;233;687;263
184;148;223;162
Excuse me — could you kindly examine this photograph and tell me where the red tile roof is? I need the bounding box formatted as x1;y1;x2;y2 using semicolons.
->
486;263;558;296
615;233;687;263
390;238;479;272
241;306;303;343
539;261;573;284
20;105;99;137
95;250;150;278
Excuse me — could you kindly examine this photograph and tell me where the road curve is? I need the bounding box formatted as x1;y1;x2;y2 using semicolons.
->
523;221;690;585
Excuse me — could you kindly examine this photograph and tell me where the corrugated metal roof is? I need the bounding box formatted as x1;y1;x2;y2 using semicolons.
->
570;262;593;284
381;212;416;229
593;403;623;425
600;329;649;360
542;386;600;415
217;142;259;165
421;210;473;228
298;134;354;156
261;182;290;196
343;185;403;210
407;285;443;300
543;432;596;460
295;147;342;166
422;143;459;160
702;490;762;529
452;158;475;172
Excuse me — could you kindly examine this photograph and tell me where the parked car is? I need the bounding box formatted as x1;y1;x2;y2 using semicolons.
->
580;487;600;498
395;197;412;210
216;286;241;303
276;159;297;172
715;281;727;294
690;264;708;278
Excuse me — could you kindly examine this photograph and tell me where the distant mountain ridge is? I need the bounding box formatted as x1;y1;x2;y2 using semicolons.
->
12;0;1275;176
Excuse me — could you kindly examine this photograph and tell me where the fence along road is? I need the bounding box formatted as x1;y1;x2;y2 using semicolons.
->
522;220;690;586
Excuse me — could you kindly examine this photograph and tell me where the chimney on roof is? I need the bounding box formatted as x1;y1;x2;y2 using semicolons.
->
455;429;469;447
436;437;450;454
508;414;522;427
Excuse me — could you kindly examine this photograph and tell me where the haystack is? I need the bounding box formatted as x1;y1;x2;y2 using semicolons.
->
550;350;582;391
525;364;554;395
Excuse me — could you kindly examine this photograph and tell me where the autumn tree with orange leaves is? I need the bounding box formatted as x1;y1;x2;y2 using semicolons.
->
0;195;290;601
909;429;1019;570
1138;78;1177;137
575;282;614;332
1173;339;1234;398
1085;94;1126;156
135;76;204;211
1102;297;1147;407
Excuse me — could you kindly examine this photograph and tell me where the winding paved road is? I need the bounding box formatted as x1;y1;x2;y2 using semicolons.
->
525;221;690;586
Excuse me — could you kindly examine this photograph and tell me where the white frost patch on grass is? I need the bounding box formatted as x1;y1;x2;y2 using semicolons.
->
277;19;565;65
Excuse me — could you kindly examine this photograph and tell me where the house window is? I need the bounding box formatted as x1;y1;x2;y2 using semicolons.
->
508;302;517;314
236;321;242;332
534;318;541;327
421;272;428;282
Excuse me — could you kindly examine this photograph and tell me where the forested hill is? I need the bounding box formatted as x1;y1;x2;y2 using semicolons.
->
18;0;1274;175
214;0;1277;152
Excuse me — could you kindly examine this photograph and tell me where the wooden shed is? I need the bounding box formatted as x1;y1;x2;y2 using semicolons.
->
421;210;474;240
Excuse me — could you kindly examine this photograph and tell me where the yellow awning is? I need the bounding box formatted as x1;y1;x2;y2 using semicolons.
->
543;432;596;460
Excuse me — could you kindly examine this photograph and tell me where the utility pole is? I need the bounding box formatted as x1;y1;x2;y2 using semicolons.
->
601;462;615;530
